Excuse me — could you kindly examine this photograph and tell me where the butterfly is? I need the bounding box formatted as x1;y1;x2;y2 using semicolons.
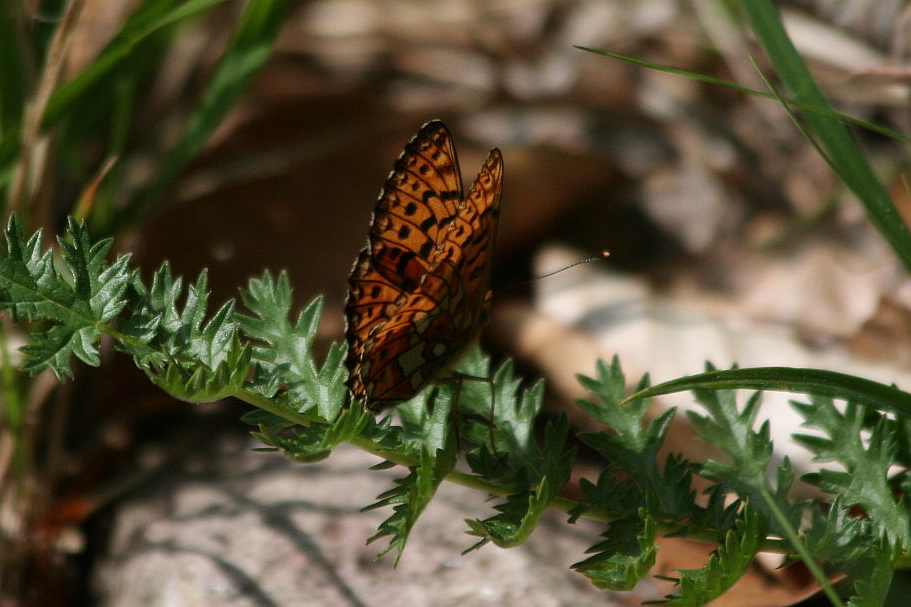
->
344;120;503;411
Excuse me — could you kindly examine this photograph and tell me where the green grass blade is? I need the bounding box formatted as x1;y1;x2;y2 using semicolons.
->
42;0;228;127
740;0;911;271
0;129;21;194
0;4;29;131
572;47;911;147
628;367;911;419
125;0;297;224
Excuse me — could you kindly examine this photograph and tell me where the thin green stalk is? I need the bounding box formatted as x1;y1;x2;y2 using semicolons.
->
740;0;911;272
761;487;844;607
0;320;24;477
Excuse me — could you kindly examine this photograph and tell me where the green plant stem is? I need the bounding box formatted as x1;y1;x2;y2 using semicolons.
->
0;320;24;476
230;386;797;557
236;388;315;428
761;487;844;607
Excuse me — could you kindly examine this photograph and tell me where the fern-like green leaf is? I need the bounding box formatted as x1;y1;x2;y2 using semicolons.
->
803;497;880;565
794;397;911;550
144;330;251;403
687;382;808;537
572;511;658;590
362;395;458;564
665;505;765;606
121;264;250;403
806;502;899;607
579;409;693;521
460;353;544;479
575;356;695;521
0;215;131;377
576;355;652;450
0;214;251;401
464;416;574;549
687;384;770;489
236;271;347;420
254;406;371;463
844;539;897;607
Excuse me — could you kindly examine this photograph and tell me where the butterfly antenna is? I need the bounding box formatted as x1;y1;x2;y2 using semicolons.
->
533;250;610;281
492;250;610;299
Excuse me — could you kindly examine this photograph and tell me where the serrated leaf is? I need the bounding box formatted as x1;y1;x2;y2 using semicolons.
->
803;497;878;563
844;539;896;607
144;335;251;403
454;349;544;473
793;397;910;549
20;323;100;377
574;357;694;521
465;417;574;549
579;408;693;521
0;215;131;377
254;406;370;462
362;395;458;564
237;272;346;420
792;397;911;548
665;505;765;606
0;214;255;401
572;512;658;591
114;262;250;402
463;477;554;550
576;355;652;450
687;385;772;491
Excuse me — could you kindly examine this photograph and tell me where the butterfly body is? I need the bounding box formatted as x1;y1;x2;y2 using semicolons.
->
345;121;503;410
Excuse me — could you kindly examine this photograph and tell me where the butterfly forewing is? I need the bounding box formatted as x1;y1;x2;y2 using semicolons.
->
345;123;459;368
368;122;463;289
345;121;503;410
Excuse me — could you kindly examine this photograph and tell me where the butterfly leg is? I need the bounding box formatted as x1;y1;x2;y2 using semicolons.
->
448;372;501;458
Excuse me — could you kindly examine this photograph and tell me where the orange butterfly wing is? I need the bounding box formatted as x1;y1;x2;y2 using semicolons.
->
345;120;503;410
